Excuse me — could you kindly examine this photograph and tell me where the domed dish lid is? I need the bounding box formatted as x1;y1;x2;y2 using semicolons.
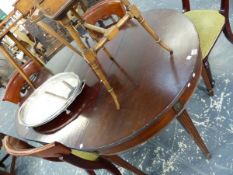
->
18;72;85;127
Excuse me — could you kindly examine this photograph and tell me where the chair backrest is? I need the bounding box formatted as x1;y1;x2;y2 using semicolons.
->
2;136;70;159
2;136;122;175
83;0;126;28
2;61;42;104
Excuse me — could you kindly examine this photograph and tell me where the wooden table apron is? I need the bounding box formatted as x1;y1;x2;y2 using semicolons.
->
16;9;202;155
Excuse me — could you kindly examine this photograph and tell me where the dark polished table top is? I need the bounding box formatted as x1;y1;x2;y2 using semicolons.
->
2;9;201;155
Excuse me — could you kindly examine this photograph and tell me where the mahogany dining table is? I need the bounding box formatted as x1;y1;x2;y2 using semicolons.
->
1;9;210;159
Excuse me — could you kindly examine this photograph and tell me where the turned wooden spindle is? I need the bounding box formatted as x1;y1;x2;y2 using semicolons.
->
0;44;35;89
121;0;173;55
7;33;45;67
59;16;120;109
69;9;115;61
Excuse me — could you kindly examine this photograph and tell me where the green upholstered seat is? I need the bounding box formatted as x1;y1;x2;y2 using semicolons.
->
71;149;99;161
184;10;225;58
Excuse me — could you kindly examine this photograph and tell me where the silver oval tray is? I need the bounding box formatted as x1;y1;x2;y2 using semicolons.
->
18;72;85;127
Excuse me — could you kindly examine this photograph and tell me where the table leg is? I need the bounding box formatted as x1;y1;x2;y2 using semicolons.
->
7;32;45;68
60;16;120;110
103;155;147;175
177;109;211;159
0;154;10;166
36;20;82;56
0;45;35;89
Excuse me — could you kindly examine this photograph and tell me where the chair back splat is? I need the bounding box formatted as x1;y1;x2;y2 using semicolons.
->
2;60;50;104
83;0;126;28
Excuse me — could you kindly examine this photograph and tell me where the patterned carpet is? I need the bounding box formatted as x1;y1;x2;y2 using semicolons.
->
0;0;233;175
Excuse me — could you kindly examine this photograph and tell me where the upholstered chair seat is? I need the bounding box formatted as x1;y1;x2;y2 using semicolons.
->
184;10;225;58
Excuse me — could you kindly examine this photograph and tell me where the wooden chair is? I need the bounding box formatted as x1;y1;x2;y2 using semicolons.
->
0;133;16;175
2;135;146;175
2;60;46;104
34;0;174;110
182;0;233;95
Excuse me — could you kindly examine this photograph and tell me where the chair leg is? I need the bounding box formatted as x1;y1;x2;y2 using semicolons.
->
0;155;15;175
177;110;211;159
60;17;120;110
97;157;122;175
0;154;10;167
220;0;233;44
223;21;233;44
0;162;5;168
202;59;214;96
120;0;173;54
85;170;96;175
88;31;115;62
103;155;147;175
9;156;16;175
63;154;122;175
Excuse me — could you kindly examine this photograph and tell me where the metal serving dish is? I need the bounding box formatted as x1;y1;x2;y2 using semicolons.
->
18;72;85;127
